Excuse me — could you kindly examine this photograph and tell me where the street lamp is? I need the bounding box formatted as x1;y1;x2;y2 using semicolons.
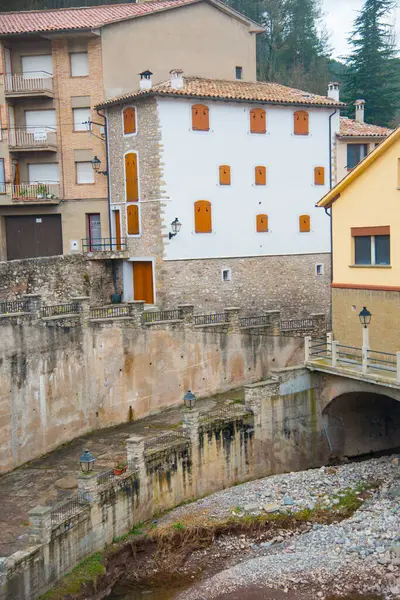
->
169;217;182;240
79;449;95;473
183;390;196;410
91;155;108;176
359;306;372;348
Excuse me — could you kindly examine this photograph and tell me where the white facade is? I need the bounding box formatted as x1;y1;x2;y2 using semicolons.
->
157;97;339;261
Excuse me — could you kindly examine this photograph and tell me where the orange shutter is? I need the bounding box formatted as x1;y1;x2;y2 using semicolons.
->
299;214;310;232
194;200;212;233
125;152;138;202
255;166;266;185
294;110;309;135
256;214;268;232
250;108;266;133
192;104;209;131
127;204;139;235
123;107;136;135
314;166;324;185
114;210;121;250
219;165;231;185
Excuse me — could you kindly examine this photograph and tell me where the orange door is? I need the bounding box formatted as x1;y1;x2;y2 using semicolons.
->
133;261;154;304
114;210;121;250
125;152;138;201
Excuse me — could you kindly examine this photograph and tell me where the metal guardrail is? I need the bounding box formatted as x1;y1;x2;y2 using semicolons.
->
50;495;88;527
41;303;82;318
240;315;270;328
281;318;315;330
143;310;182;324
6;182;60;201
90;305;129;319
0;299;29;314
194;313;226;326
82;238;127;252
8;127;57;149
4;72;54;95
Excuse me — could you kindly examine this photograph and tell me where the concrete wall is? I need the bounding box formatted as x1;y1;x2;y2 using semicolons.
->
336;137;382;183
101;2;258;99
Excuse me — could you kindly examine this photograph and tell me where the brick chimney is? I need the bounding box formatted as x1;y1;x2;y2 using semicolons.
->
354;99;365;123
139;70;153;90
327;81;340;102
170;69;184;90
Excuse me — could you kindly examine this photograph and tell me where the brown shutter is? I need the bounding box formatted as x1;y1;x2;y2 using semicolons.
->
299;214;310;232
256;214;268;232
123;107;136;135
219;165;231;185
192;104;209;131
127;204;139;234
314;166;325;185
250;108;266;134
194;200;212;233
294;110;309;135
255;165;266;185
125;152;138;201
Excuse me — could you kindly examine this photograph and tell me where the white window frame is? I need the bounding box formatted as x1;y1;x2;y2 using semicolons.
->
315;263;324;276
126;202;142;238
76;161;95;185
221;268;232;282
73;107;91;132
121;105;138;137
70;52;89;77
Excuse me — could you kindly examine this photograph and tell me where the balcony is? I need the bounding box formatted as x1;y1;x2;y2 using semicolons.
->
82;238;129;259
0;182;61;205
4;72;54;98
8;128;57;152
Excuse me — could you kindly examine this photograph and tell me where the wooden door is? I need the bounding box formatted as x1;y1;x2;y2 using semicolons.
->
114;210;121;250
133;261;154;304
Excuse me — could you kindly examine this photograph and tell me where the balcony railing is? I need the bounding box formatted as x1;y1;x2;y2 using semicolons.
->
8;127;57;150
82;238;128;252
2;182;60;201
4;71;54;96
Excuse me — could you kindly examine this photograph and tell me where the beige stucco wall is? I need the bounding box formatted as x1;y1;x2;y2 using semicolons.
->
101;2;257;99
336;136;382;182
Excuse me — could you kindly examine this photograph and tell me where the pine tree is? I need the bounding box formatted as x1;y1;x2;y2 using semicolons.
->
343;0;399;127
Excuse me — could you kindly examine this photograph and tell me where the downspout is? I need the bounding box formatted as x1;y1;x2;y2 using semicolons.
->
96;107;112;240
327;108;337;287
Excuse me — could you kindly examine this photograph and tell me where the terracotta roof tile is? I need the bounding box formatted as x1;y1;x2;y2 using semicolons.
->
339;116;392;137
0;0;199;34
98;76;345;108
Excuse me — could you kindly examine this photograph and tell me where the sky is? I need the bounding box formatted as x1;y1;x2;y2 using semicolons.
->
323;0;400;59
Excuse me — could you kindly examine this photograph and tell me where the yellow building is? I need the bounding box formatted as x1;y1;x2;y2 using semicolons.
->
318;126;400;352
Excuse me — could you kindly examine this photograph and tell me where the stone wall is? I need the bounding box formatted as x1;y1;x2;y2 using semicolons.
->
0;255;115;305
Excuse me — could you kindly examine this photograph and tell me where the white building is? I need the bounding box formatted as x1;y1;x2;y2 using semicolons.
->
99;72;344;316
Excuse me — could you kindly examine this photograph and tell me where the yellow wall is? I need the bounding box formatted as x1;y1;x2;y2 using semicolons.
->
332;135;400;288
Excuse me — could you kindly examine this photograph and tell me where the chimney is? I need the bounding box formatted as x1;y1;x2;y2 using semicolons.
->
139;70;153;91
327;81;340;102
354;99;365;123
170;68;184;90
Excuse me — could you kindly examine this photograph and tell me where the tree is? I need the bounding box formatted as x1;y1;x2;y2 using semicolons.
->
343;0;399;127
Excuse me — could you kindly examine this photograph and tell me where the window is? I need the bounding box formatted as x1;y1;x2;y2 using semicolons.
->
25;109;56;132
235;66;242;80
256;214;268;232
219;165;231;185
314;166;325;185
352;226;390;265
76;161;95;184
28;163;59;184
194;200;212;233
125;152;139;202
127;204;140;235
315;263;324;275
299;214;310;232
0;158;5;193
255;165;266;185
347;144;368;169
73;107;90;131
250;108;266;134
70;52;89;77
88;213;101;251
294;110;309;135
21;54;53;77
192;104;209;131
222;268;232;281
123;107;136;135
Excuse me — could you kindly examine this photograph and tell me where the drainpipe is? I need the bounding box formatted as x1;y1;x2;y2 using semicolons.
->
95;108;112;240
327;109;337;286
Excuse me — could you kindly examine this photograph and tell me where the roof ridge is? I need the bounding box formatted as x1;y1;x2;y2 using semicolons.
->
0;0;173;16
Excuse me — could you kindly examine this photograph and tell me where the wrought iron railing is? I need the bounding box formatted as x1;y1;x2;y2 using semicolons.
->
41;303;82;318
4;72;54;95
8;127;57;149
240;315;270;328
50;495;88;527
82;237;127;252
90;305;129;319
144;431;189;457
6;182;60;201
281;318;315;331
0;299;29;314
308;337;331;359
142;310;182;324
194;313;226;326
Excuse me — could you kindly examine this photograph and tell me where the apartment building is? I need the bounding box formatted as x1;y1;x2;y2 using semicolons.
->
97;71;344;315
0;0;262;261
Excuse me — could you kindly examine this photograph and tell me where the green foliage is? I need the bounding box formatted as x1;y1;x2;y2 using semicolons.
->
39;552;105;600
172;522;186;530
343;0;399;126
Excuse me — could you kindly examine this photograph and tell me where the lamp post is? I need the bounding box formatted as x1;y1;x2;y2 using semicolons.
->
169;217;182;240
183;390;196;410
79;449;95;474
359;306;372;348
91;155;108;176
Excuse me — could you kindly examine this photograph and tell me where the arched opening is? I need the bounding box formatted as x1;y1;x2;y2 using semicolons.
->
323;392;400;458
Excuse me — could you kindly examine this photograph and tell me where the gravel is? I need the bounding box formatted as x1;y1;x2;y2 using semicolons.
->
166;455;400;600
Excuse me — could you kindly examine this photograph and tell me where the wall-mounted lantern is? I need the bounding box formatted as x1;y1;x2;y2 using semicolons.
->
183;390;196;410
359;306;372;348
79;449;96;473
91;155;108;176
169;217;182;240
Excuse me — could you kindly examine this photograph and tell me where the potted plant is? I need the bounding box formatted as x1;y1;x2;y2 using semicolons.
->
113;457;128;476
36;183;49;199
